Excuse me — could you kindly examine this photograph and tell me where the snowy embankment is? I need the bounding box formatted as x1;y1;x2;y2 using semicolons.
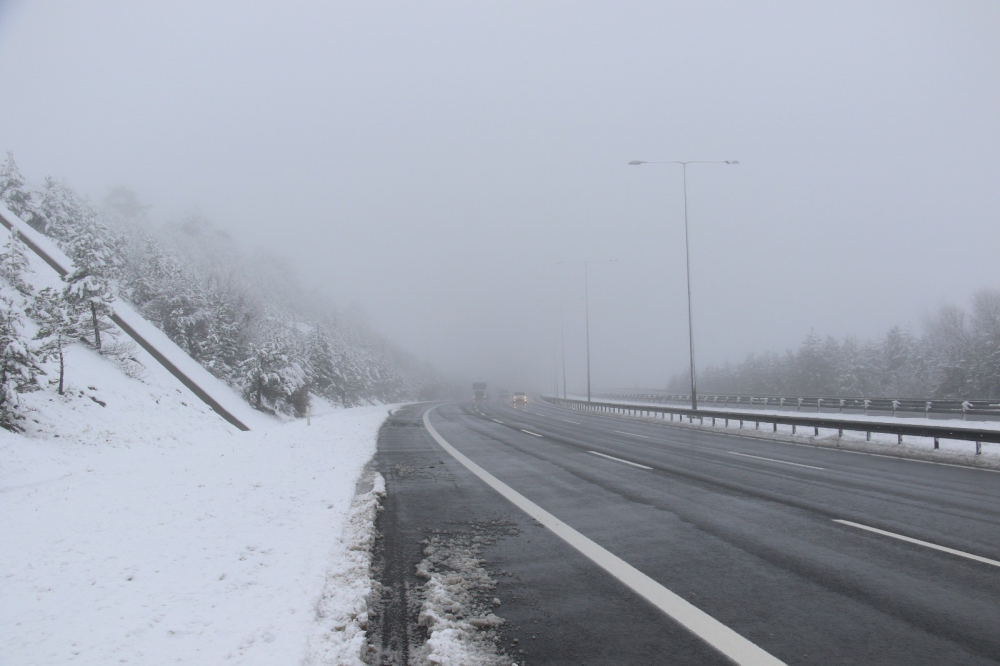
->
0;334;393;664
0;203;257;432
558;395;1000;465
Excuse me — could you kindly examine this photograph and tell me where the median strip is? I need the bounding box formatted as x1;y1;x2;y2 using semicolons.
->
728;452;825;470
423;406;786;666
588;451;653;470
834;520;1000;568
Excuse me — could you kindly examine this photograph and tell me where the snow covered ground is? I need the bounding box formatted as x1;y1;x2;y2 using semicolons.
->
0;329;394;664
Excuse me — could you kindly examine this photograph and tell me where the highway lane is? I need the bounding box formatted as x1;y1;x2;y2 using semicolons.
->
484;398;1000;578
373;399;1000;664
484;398;1000;550
370;403;731;665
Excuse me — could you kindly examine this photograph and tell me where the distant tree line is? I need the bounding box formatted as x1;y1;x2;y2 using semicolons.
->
0;151;435;424
666;291;1000;399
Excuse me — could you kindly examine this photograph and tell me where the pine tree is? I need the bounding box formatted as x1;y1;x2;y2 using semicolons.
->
32;177;87;241
0;151;33;218
238;337;306;413
34;287;77;395
0;230;32;297
62;214;117;350
0;291;43;429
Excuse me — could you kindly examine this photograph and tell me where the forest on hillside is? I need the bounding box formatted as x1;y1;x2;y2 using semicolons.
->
0;152;438;425
666;293;1000;399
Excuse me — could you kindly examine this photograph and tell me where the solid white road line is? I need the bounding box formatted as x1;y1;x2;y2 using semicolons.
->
423;407;786;666
612;429;650;439
588;451;653;470
833;520;1000;568
492;419;504;424
520;429;544;438
728;452;825;470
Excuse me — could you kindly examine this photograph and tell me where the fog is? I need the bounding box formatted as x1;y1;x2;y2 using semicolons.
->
1;1;998;395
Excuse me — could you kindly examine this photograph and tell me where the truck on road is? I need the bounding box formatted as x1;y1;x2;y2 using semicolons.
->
472;380;488;402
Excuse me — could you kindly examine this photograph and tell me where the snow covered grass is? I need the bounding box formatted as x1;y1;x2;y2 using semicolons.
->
0;334;396;664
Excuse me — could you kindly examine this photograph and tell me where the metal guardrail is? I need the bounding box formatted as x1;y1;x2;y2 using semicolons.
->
599;392;1000;419
544;397;1000;455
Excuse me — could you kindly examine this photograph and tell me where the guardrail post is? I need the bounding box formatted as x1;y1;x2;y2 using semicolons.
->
976;441;981;455
933;437;939;449
897;434;902;444
797;398;803;412
817;398;823;413
712;417;716;426
838;428;843;438
963;401;972;421
756;420;759;430
866;431;871;441
739;419;743;429
780;398;785;410
814;426;819;436
925;401;932;418
792;424;796;434
864;399;870;416
725;418;729;427
773;423;777;432
839;399;845;413
892;400;899;418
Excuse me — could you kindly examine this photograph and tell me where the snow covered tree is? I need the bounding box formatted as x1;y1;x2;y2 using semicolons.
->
968;288;1000;397
0;291;43;429
62;214;117;350
238;337;306;413
33;287;77;395
0;151;33;218
32;177;100;243
0;230;32;298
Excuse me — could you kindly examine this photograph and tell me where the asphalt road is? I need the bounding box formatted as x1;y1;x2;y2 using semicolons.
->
369;398;1000;665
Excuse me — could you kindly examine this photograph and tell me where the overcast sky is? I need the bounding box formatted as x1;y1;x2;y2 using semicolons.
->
1;1;998;393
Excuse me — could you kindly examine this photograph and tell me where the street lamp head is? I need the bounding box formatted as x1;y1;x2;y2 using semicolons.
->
628;160;644;165
725;160;740;164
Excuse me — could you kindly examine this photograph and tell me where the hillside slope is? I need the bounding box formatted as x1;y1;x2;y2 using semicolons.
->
0;232;393;664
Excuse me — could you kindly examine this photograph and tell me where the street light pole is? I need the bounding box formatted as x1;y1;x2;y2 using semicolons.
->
556;259;616;403
585;261;591;402
539;298;562;397
629;159;738;410
560;300;567;399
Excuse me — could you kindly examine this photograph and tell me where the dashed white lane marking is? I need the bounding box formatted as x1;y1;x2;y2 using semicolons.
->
612;429;650;439
492;419;504;424
588;451;653;470
561;419;582;424
728;452;825;470
423;407;786;666
834;520;1000;568
520;429;544;438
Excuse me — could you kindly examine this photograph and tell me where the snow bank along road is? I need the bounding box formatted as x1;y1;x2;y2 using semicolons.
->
372;400;1000;665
